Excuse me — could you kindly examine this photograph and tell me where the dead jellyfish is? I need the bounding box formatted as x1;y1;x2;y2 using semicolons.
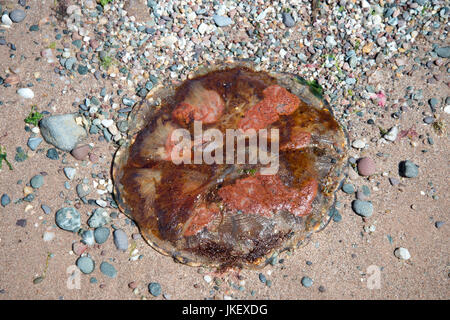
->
113;62;348;269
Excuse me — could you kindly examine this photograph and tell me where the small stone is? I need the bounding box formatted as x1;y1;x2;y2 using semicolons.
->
352;200;373;217
43;231;55;242
63;167;76;180
213;15;232;27
27;137;43;151
399;160;419;178
258;273;266;284
76;256;95;274
81;230;95;246
352;140;365;149
16;219;27;227
148;282;162;297
94;227;110;244
394;247;411;260
435;221;444;229
39;114;87;152
389;177;400;186
9;9;27;23
30;175;44;189
100;262;117;278
88;208;111;228
76;183;91;198
72;242;87;256
342;183;355;194
282;12;295;27
384;126;398;141
41;205;51;214
435;46;450;58
46;148;59;160
357;157;376;176
301;276;313;288
1;194;11;207
17;88;34;99
2;14;13;26
77;65;89;75
55;207;81;232
71;144;90;160
113;229;128;251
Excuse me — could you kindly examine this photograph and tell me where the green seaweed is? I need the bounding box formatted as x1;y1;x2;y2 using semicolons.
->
295;76;324;99
24;105;43;126
0;146;13;170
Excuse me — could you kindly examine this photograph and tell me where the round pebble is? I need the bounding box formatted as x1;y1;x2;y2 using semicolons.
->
113;229;128;251
9;9;26;23
148;282;162;297
394;247;411;260
30;175;44;189
94;227;110;244
342;183;355;194
76;256;95;274
301;276;313;288
352;200;373;217
55;207;81;232
357;157;376;176
100;262;117;278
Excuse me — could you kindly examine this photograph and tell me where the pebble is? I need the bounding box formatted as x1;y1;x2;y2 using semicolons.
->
55;207;81;232
148;282;162;297
213;15;232;27
9;9;26;23
399;160;419;178
342;183;355;194
301;276;313;288
39;114;87;152
81;230;95;246
435;46;450;58
71;144;90;160
352;139;365;149
100;262;117;278
282;12;295;27
384;126;398;141
27;137;43;151
88;208;111;228
76;183;91;198
435;221;444;229
43;231;55;242
17;88;34;99
63;167;76;180
16;219;27;227
94;227;110;244
72;242;87;256
41;205;51;214
46;148;59;160
30;175;44;189
357;157;376;176
1;194;11;207
113;229;128;251
352;200;373;217
76;256;95;274
394;247;411;260
1;14;13;26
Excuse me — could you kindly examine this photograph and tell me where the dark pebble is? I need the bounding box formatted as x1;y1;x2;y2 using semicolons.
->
148;282;162;297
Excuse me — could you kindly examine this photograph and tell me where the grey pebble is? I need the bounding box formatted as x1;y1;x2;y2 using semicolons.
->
352;200;373;217
30;175;44;189
76;256;95;274
1;194;11;207
55;207;81;232
113;229;128;251
301;276;313;288
435;221;444;229
9;9;26;23
399;160;419;178
88;208;111;228
148;282;162;296
342;183;355;194
27;137;43;151
39;114;87;152
100;262;117;278
282;12;295;27
94;227;110;244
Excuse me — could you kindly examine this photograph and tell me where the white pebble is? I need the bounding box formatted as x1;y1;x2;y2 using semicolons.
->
444;105;450;114
17;88;35;99
203;275;212;283
384;126;398;141
394;247;411;260
43;231;55;242
1;14;12;26
352;139;366;149
101;119;114;128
